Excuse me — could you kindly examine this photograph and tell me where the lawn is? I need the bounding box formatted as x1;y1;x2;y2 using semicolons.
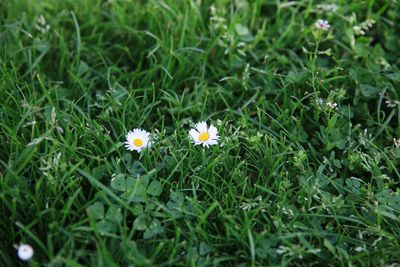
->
1;0;400;266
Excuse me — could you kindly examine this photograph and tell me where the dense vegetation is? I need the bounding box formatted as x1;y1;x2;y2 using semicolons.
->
1;0;400;266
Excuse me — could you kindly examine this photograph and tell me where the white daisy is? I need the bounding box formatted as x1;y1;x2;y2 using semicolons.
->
189;121;219;147
124;128;151;152
315;19;330;31
18;244;34;261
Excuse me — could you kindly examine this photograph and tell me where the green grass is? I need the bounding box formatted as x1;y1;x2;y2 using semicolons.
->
1;0;400;266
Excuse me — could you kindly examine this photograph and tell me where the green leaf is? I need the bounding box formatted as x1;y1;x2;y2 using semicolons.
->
77;60;89;76
166;191;185;218
92;166;105;179
132;185;147;203
87;202;104;220
96;219;115;234
148;180;162;196
346;178;361;188
234;23;253;41
126;177;148;203
110;174;126;191
133;214;149;230
123;153;133;163
167;191;184;209
131;161;144;175
235;24;250;36
360;84;379;97
125;177;136;188
143;219;163;239
138;175;150;188
106;205;123;224
131;204;143;216
33;38;49;53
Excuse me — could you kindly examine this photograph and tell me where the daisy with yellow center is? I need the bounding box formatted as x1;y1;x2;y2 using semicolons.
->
189;121;219;147
125;128;151;152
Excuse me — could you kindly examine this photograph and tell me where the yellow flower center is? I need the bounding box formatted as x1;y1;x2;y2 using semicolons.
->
133;138;143;147
199;132;210;142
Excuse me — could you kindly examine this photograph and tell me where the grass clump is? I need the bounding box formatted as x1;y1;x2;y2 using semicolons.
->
1;0;400;266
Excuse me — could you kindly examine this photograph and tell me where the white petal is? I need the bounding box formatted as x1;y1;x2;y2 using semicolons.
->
195;122;208;133
210;134;220;140
207;139;219;145
143;137;150;147
208;125;218;136
126;131;133;139
125;144;135;151
140;130;147;137
189;129;200;142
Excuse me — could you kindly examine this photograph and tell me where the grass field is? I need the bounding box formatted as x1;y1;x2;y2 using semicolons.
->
1;0;400;266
